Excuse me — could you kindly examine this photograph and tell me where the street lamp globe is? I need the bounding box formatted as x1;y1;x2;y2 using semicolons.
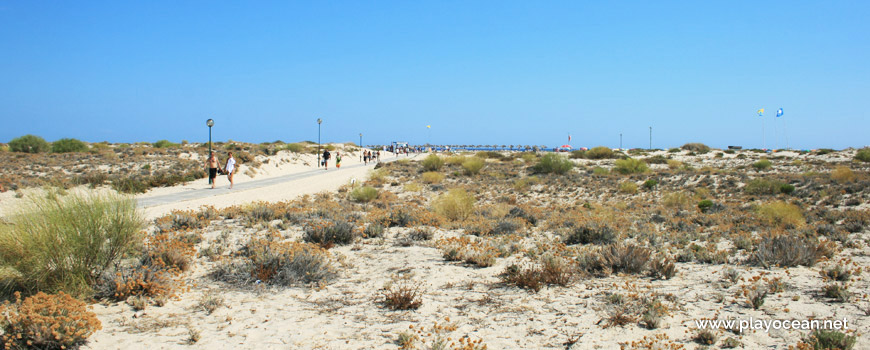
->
207;119;214;127
317;118;322;124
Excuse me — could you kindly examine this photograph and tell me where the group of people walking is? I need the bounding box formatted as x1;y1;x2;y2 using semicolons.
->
205;151;236;189
362;150;380;165
321;149;342;170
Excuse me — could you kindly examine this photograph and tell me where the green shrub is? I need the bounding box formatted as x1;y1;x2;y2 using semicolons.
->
461;157;485;175
662;191;692;209
285;143;305;153
643;179;658;190
831;166;855;183
855;148;870;162
569;150;587;159
303;219;357;246
643;155;668;164
592;167;609;175
475;151;505;160
668;148;680;153
613;158;649;174
350;186;378;203
421;171;444;184
698;200;714;213
586;146;614;159
745;178;782;195
51;138;88;153
618;181;638;194
153;140;179;148
681;143;710;153
421;154;444;171
750;235;822;268
801;329;856;350
753;158;772;171
756;201;805;228
433;188;475;221
533;154;574;174
779;183;795;194
8;134;49;153
0;191;144;298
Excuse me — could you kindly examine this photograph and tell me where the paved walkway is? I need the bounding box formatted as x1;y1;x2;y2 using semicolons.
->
136;154;414;209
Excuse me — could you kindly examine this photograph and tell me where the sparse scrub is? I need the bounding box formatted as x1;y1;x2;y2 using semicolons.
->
614;158;649;174
855;148;870;162
618;181;638;194
350;186;379;203
586;146;614;159
830;166;855;183
0;192;144;298
213;236;336;286
694;329;718;345
303;219;357;247
744;178;783;195
750;235;823;268
798;329;857;350
433;188;475;221
421;154;444;171
285;143;305;153
152;139;180;148
51;138;88;153
421;171;445;184
461;157;485;175
380;281;423;310
756;201;805;228
533;153;573;174
753;158;772;171
662;191;692;209
823;283;851;302
0;291;102;349
682;142;711;153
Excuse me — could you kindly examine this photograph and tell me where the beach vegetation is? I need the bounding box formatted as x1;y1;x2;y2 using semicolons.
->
433;188;475;221
533;154;573;174
350;186;379;203
421;154;444;171
681;143;711;153
51;138;88;153
855;148;870;162
613;158;649;174
585;146;614;159
0;291;102;349
461;157;485;175
8;134;49;153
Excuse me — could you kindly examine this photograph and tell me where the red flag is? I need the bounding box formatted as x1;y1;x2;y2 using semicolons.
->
568;134;572;142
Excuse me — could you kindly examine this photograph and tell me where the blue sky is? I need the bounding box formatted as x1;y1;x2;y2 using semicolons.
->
1;1;867;149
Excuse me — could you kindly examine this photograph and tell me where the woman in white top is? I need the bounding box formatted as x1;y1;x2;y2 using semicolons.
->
224;152;236;189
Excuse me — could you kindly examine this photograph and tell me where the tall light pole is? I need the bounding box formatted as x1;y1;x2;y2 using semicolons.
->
206;118;214;184
649;126;652;150
317;118;322;167
359;133;363;162
620;133;623;150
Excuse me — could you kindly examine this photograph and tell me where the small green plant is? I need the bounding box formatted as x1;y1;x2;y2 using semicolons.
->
433;188;475;221
461;157;485;175
643;179;658;190
854;148;870;162
592;166;609;175
380;281;423;310
350;186;378;203
533;154;573;174
8;134;49;153
800;329;857;350
285;143;305;153
698;199;714;213
780;183;796;194
613;158;649;174
51;138;88;153
823;283;851;302
756;201;805;228
745;178;783;195
421;154;444;171
694;329;718;345
303;219;357;246
753;158;772;171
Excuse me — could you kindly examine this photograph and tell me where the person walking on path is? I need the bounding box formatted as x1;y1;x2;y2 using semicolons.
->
322;149;331;170
205;152;221;189
335;152;342;169
224;151;236;189
376;150;380;162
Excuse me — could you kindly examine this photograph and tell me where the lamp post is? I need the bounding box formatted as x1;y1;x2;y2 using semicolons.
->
317;118;323;167
649;126;652;150
359;133;363;162
206;118;214;184
620;133;623;150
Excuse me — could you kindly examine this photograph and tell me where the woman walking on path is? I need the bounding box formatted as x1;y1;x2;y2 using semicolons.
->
224;152;236;189
335;152;342;169
205;152;221;189
322;149;331;170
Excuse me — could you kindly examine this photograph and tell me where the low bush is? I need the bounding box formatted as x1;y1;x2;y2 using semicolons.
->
780;183;796;194
799;330;857;350
648;256;676;280
501;254;573;292
533;154;573;174
662;191;692;209
698;199;714;213
421;154;444;171
643;179;658;190
855;148;870;162
51;138;88;153
831;166;855;183
749;235;823;268
563;222;617;245
350;186;379;203
8;134;49;153
618;181;638;194
613;158;649;174
421;171;445;184
213;237;336;286
363;224;385;238
600;243;652;274
586;146;614;159
303;219;357;247
152;139;180;148
592;167;609;175
285;143;305;153
753;158;772;171
756;201;805;228
0;192;144;298
380;281;423;310
0;291;102;349
681;143;710;153
433;188;475;221
461;157;485;175
569;150;586;159
744;178;782;195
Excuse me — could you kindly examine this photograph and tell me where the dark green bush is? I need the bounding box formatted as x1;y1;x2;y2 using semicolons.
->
780;183;795;194
698;200;714;213
533;154;574;174
745;178;782;195
8;135;49;153
753;158;772;171
421;154;444;171
152;140;180;148
855;148;870;162
643;179;658;190
51;138;88;153
586;146;614;159
613;158;649;174
681;143;711;153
